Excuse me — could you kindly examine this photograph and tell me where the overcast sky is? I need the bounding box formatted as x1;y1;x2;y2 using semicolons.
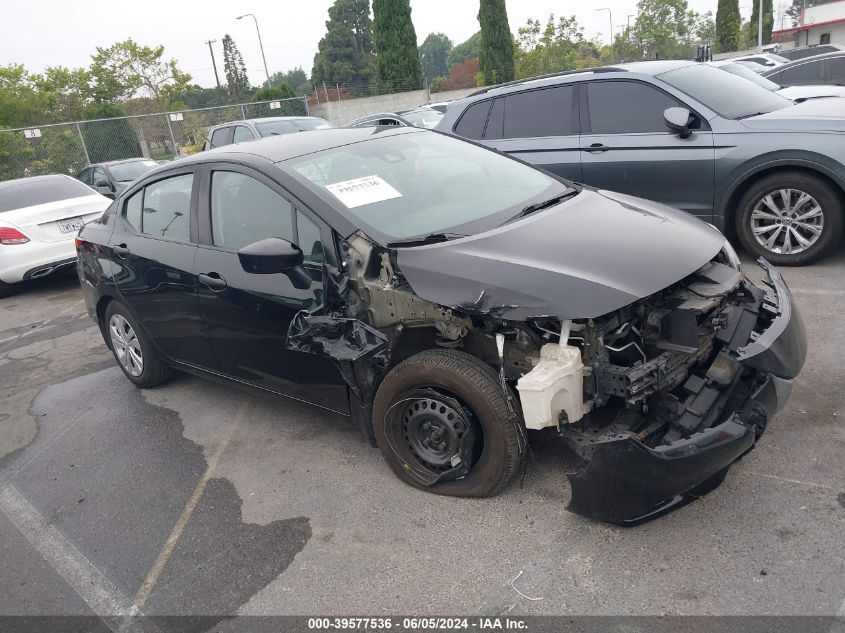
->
2;0;764;88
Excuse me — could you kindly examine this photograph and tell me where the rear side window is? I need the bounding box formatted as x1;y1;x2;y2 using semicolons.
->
211;127;232;148
828;56;845;84
502;86;575;138
780;60;824;85
454;101;492;139
210;171;294;251
587;81;680;134
233;126;254;143
0;177;94;213
139;174;193;241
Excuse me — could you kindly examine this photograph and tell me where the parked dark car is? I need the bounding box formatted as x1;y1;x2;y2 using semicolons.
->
78;158;159;198
347;107;444;129
437;60;845;265
777;44;845;62
202;116;334;150
76;128;806;524
763;51;845;87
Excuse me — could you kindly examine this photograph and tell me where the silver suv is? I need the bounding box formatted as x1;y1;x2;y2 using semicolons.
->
202;116;334;151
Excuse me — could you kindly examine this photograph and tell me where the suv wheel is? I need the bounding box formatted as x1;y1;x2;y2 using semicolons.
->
105;301;173;388
735;170;843;266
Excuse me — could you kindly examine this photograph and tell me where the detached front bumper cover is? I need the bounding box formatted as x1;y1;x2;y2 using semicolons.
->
565;258;807;525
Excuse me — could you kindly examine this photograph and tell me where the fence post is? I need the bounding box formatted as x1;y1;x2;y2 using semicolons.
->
303;97;310;116
240;104;246;119
323;82;329;103
75;122;91;166
314;85;320;104
336;83;341;101
165;114;177;159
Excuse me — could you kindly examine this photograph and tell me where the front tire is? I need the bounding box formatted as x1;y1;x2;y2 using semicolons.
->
373;349;525;498
105;301;172;388
734;170;843;266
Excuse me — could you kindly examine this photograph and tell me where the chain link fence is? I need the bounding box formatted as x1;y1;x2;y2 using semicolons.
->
0;96;309;183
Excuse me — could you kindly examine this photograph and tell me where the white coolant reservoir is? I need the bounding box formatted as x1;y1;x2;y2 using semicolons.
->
517;338;589;430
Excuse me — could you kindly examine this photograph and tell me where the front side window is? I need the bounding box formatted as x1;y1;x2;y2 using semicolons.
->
93;167;108;185
233;126;254;143
588;81;680;134
287;130;568;242
139;174;193;241
79;168;93;186
502;86;575;138
781;60;824;85
210;171;294;251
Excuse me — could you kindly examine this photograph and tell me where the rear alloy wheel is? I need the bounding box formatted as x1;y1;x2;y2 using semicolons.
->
373;349;525;498
105;301;172;388
735;171;843;266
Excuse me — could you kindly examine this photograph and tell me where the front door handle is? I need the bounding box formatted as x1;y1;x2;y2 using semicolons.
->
198;272;228;291
112;243;130;258
587;143;609;153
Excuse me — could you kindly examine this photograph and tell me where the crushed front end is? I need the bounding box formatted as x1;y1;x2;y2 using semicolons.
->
554;257;806;524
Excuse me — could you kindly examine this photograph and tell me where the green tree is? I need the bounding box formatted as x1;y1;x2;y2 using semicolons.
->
623;0;709;60
419;33;453;84
716;0;741;52
79;103;141;164
252;83;295;101
748;0;775;45
90;39;191;105
312;0;376;93
373;0;422;92
0;65;45;128
447;31;481;69
478;0;515;84
265;68;309;94
785;0;802;27
222;34;251;99
33;67;92;123
0;129;34;180
514;15;585;78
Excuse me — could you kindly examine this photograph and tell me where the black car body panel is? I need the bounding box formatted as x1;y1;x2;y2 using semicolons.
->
76;129;807;524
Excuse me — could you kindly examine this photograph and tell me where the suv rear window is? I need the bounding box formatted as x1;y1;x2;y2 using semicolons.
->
0;178;93;212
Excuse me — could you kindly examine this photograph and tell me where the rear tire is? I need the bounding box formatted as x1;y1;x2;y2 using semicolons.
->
105;301;172;388
734;170;843;266
373;349;525;498
0;280;14;299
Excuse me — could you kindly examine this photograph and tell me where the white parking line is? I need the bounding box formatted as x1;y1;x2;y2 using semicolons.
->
0;485;161;633
133;398;249;607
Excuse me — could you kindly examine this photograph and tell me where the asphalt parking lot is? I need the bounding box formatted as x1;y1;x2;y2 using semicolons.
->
0;254;843;624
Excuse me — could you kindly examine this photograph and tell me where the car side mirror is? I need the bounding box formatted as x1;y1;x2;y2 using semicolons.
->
95;179;109;188
664;107;694;139
238;237;311;289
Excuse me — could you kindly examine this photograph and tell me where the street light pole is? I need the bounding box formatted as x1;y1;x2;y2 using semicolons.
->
758;0;764;50
236;13;270;83
205;39;221;88
596;8;614;62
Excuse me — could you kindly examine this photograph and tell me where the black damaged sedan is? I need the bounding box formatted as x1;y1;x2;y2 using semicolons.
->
76;127;806;524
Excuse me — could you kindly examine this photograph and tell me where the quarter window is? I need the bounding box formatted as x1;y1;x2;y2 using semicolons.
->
124;191;142;230
588;81;681;134
502;86;575;138
139;174;193;241
296;210;324;263
210;171;294;251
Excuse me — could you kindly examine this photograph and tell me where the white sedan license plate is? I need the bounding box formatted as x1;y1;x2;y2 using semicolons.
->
57;217;85;233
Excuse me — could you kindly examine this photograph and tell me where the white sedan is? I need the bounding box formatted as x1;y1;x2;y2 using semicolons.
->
0;175;111;298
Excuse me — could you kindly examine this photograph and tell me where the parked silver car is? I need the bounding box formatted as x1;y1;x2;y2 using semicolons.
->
437;60;845;265
202;116;334;150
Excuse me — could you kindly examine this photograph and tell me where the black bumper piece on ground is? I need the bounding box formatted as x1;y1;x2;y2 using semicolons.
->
565;259;806;525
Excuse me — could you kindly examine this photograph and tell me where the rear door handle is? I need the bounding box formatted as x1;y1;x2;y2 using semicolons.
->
198;272;228;291
112;243;130;258
587;143;609;154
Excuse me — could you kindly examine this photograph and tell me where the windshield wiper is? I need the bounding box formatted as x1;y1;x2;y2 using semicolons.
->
501;189;578;226
387;232;467;248
736;111;770;120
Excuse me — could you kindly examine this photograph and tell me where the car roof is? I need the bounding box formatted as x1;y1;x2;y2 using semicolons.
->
0;174;74;190
772;51;845;69
209;116;325;131
96;158;156;167
184;126;421;165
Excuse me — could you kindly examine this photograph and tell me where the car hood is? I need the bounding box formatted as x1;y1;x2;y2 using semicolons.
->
395;189;725;321
777;85;845;101
742;98;845;132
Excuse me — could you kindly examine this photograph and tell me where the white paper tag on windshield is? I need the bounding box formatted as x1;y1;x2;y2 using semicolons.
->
325;175;402;208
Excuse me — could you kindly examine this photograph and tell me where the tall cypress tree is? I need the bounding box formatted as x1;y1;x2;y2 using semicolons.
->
716;0;741;52
312;0;376;92
222;34;250;99
372;0;423;92
478;0;514;85
748;0;775;45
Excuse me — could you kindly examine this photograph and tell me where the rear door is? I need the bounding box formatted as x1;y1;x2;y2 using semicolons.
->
109;168;216;368
475;85;583;182
826;55;845;85
579;79;716;220
193;163;348;411
777;58;826;86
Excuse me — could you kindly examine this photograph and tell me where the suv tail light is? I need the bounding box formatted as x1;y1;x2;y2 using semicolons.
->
0;227;30;245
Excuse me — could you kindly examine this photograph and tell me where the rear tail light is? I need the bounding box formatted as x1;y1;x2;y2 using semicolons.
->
0;227;30;245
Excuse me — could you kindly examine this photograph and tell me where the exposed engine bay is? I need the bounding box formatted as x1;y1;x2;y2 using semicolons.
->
287;229;805;524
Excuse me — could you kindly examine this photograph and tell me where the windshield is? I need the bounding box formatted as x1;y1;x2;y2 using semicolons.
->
287;131;568;241
715;63;781;91
0;177;94;212
401;109;444;129
108;160;158;182
659;64;792;119
256;118;334;137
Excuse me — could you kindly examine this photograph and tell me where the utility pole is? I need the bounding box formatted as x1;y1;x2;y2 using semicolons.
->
596;8;614;62
205;39;221;88
758;0;764;50
237;13;270;83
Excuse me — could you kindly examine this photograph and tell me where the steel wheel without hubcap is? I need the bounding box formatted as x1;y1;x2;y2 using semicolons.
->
109;314;143;377
751;188;824;256
401;394;475;473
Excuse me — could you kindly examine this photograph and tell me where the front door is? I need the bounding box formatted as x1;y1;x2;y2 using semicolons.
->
193;165;348;412
109;170;216;368
579;80;716;221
